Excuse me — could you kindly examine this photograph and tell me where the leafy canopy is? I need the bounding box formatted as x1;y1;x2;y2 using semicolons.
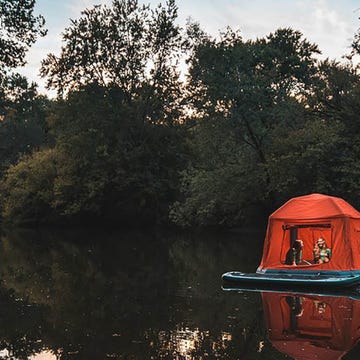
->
0;0;46;71
41;0;183;100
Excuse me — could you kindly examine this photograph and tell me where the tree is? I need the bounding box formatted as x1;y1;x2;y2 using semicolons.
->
1;0;189;225
0;74;51;176
0;148;57;223
0;0;47;109
0;0;46;71
49;83;188;223
38;0;188;224
0;0;46;109
317;69;360;207
41;0;184;124
187;27;319;164
171;27;322;226
0;1;48;178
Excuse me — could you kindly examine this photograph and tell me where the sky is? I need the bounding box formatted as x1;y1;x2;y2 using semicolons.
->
17;0;360;95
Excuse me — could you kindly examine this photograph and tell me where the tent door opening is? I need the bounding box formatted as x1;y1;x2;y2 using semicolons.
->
282;224;332;266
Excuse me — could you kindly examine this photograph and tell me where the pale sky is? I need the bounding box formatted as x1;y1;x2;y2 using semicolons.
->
16;0;360;95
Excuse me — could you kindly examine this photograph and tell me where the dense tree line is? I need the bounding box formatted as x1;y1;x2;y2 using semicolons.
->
1;0;360;227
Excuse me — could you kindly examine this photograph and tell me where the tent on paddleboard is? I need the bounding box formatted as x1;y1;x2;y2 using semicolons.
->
258;193;360;272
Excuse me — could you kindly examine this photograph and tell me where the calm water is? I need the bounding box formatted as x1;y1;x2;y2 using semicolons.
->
0;227;359;359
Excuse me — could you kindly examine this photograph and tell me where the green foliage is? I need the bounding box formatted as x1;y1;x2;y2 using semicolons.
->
0;84;188;224
0;1;49;181
41;0;184;121
170;25;360;227
170;117;267;227
0;148;56;223
3;1;360;227
0;0;189;225
268;118;345;199
50;84;187;221
0;74;51;176
0;0;46;71
170;164;265;227
0;0;47;117
171;27;322;226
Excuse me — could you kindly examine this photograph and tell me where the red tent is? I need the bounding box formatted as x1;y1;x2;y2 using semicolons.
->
262;292;360;360
258;194;360;272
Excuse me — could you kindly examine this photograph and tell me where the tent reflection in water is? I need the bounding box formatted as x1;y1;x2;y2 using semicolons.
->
262;292;360;360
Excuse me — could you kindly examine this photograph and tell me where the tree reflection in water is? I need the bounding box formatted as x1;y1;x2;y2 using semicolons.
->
157;327;233;358
0;227;358;359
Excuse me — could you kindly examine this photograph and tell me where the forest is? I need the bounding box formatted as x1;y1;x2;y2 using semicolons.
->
1;0;360;227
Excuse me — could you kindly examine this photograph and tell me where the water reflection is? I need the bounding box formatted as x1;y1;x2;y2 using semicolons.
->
157;327;233;359
261;291;360;360
29;350;57;360
0;227;272;359
0;227;359;359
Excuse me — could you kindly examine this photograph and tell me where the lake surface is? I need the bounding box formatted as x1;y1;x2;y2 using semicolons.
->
0;227;359;359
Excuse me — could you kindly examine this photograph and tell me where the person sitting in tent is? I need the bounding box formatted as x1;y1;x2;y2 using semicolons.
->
313;238;331;264
291;239;304;265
